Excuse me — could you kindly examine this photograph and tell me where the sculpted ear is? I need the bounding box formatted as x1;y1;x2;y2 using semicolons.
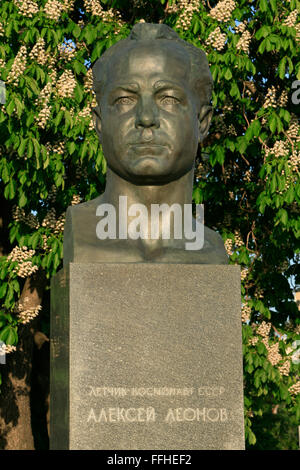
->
198;105;213;143
92;105;102;143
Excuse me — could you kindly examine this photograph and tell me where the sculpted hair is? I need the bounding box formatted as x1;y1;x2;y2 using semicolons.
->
92;23;213;110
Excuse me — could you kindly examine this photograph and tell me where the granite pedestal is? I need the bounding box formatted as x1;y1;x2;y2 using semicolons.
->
50;263;244;450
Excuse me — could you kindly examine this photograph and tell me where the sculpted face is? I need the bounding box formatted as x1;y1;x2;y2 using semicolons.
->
93;40;211;185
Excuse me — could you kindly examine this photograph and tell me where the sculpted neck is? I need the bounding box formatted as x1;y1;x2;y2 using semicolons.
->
102;167;195;209
99;168;196;257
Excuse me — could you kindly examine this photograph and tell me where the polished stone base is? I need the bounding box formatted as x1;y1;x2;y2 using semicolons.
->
50;263;244;450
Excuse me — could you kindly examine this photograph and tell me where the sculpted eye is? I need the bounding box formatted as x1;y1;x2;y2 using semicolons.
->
160;95;180;105
115;96;135;105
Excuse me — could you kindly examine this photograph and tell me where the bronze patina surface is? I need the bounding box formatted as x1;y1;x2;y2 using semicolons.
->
64;23;227;264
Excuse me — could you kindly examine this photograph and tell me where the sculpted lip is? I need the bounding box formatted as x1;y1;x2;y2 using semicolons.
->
130;144;167;155
130;143;166;146
129;143;169;151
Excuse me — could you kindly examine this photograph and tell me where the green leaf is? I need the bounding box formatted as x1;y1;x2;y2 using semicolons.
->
258;39;267;54
193;187;202;204
51;30;59;47
276;116;283;133
32;138;41;169
6;99;15;116
269;115;277;134
14;97;24;117
53;252;60;270
254;373;261;388
0;283;7;299
279;109;291;123
237;136;248;154
248;430;257;446
74;84;83;103
54;110;64;127
30;231;41;250
260;370;267;383
91;41;104;62
227;140;235;152
265;38;272;52
9;225;18;244
287;57;294;74
18;138;27;157
0;325;17;345
68;141;76;155
42;146;49;169
270;173;277;193
1;162;10;184
64;110;73;129
54;173;63;187
6;283;14;304
19;191;27;208
255;25;271;40
193;19;199;35
210;65;218;82
257;342;266;355
278;57;287;79
4;179;16;200
259;0;268;12
73;23;81;38
274;194;281;208
229;82;240;99
269;0;277;12
73;60;83;74
279;384;289;401
24;76;40;95
224;68;232;80
80;140;88;159
285;186;294;204
279;208;288;225
27;139;34;159
47;252;53;269
239;251;250;264
253;120;261;136
215;146;225;165
84;26;97;45
245;125;254;142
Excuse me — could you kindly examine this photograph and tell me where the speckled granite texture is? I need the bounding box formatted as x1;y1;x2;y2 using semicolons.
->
50;263;244;450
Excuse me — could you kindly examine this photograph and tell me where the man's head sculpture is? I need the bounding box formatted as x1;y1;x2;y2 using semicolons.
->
92;23;213;185
63;23;228;265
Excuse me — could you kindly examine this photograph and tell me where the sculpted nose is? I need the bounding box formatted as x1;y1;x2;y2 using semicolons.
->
135;96;160;129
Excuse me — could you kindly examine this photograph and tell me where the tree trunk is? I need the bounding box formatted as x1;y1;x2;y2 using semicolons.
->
0;271;46;450
0;324;35;449
31;331;50;450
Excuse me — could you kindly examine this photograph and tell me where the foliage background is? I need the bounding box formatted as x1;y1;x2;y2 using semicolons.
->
0;0;299;450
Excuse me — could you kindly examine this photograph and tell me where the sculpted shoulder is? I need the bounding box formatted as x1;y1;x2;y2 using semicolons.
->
203;225;226;251
63;197;104;265
63;198;228;265
201;225;228;265
64;196;105;234
67;196;103;217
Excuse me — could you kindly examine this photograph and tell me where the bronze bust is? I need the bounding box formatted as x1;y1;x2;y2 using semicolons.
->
63;23;228;264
